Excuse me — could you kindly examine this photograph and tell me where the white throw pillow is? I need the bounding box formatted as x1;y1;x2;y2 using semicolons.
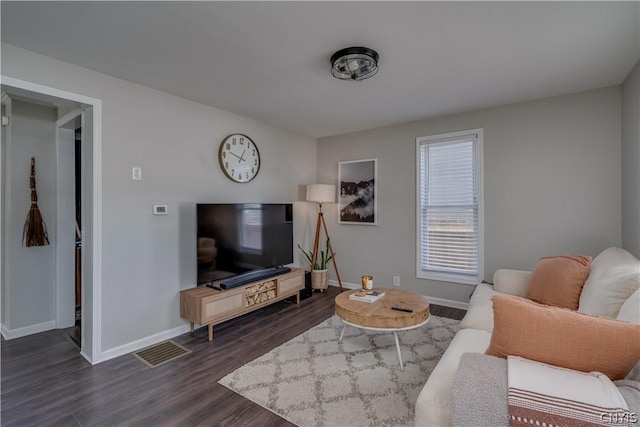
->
617;289;640;325
578;247;640;318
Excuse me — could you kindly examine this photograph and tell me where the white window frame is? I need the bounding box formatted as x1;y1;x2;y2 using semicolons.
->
415;129;484;285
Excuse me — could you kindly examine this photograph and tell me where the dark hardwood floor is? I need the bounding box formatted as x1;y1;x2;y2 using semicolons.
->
1;288;465;427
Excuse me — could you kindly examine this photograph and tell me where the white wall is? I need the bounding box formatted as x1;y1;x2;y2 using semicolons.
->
317;87;622;304
3;100;57;331
622;61;640;258
1;43;317;355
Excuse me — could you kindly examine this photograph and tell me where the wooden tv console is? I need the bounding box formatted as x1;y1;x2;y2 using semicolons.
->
180;268;304;341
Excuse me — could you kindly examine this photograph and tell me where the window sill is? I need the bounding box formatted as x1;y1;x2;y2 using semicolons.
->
417;271;480;286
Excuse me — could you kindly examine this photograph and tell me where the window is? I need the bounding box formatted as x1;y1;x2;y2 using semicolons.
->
416;129;483;284
238;204;263;253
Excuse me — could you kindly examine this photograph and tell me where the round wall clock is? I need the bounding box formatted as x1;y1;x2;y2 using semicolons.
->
218;134;261;183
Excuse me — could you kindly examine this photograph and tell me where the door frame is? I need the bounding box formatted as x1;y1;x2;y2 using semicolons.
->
1;76;103;364
55;109;82;330
0;93;12;336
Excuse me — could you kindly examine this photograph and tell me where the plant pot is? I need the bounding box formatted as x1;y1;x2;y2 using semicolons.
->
311;269;328;292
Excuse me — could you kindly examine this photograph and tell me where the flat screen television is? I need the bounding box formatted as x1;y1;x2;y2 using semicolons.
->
196;203;293;285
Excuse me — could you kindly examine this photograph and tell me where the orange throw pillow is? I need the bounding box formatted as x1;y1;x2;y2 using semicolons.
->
486;295;640;380
526;255;591;310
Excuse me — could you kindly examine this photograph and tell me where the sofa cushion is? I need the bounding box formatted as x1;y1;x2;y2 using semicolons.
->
579;247;640;318
617;289;640;325
526;255;591;310
459;283;500;332
507;356;634;427
493;269;531;297
453;354;640;427
415;328;492;427
485;295;640;381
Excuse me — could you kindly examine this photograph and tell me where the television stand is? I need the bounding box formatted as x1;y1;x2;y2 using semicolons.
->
180;267;304;341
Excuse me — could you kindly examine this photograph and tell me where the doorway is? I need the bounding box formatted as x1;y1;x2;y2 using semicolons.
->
60;126;82;347
74;126;82;332
55;111;83;346
0;76;102;363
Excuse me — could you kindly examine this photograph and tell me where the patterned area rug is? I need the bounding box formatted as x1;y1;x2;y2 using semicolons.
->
219;315;460;426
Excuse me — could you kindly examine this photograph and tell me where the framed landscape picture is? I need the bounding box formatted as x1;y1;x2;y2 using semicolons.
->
338;158;378;225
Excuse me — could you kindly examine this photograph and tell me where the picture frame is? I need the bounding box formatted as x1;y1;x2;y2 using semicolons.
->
338;158;378;225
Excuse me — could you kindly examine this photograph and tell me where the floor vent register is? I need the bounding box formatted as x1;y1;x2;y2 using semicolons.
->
132;340;191;368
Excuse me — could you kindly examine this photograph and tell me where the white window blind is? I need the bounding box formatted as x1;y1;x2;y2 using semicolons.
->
416;130;483;283
239;204;263;253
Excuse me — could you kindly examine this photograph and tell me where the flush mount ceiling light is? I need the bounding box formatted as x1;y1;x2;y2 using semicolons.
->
330;47;379;81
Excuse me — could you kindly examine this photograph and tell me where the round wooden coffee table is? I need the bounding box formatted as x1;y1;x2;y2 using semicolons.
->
334;288;430;369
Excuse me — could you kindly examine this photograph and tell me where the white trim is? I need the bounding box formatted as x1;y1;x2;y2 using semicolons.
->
328;280;469;310
97;324;191;363
0;93;11;107
332;279;360;290
1;320;56;340
0;93;12;332
80;350;94;364
55;114;80;329
88;104;103;364
424;295;469;311
415;128;485;285
1;76;101;107
56;109;83;128
1;76;103;364
415;271;480;286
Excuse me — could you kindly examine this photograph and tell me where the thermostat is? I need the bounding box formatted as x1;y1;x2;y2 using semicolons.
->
153;205;168;215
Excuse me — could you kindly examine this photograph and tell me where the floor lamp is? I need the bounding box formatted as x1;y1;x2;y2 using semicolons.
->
306;184;343;291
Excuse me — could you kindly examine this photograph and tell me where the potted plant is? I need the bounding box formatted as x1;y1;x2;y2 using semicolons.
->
298;240;334;291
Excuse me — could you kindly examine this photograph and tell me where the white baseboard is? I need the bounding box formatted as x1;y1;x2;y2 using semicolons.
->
1;320;56;340
330;279;359;290
424;296;468;311
328;280;469;311
80;350;95;365
97;324;191;363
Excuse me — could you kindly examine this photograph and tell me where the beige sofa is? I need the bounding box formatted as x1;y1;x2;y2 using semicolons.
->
414;247;640;427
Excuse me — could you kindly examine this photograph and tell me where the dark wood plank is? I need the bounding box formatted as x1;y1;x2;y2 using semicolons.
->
1;288;465;426
1;329;90;396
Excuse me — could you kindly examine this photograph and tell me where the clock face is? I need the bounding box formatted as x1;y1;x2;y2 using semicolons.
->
218;134;261;183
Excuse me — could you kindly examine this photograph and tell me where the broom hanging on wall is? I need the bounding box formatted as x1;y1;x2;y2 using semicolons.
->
23;157;49;247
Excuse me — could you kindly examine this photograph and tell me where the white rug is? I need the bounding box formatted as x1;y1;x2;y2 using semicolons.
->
219;315;460;427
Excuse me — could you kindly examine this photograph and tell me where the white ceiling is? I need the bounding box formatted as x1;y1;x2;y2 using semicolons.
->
2;2;638;138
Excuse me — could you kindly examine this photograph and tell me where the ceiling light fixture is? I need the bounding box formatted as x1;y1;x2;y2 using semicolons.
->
330;47;379;82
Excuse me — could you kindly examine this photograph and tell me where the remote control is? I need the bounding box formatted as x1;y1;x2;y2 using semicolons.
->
391;306;413;313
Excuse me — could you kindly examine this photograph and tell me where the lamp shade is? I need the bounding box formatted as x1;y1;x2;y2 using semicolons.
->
306;184;336;204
